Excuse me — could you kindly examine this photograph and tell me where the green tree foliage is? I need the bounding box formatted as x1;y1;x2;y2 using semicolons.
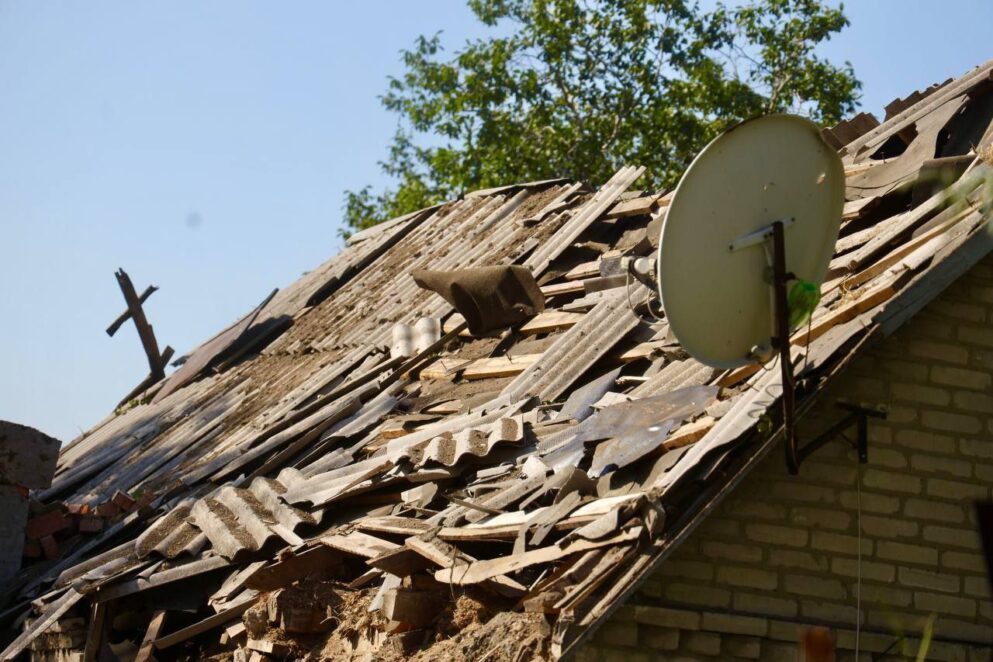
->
344;0;860;233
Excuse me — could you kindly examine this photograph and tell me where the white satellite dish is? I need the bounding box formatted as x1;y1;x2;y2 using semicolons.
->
656;114;844;474
658;114;844;368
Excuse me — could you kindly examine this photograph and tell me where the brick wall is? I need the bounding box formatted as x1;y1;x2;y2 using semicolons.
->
580;253;993;661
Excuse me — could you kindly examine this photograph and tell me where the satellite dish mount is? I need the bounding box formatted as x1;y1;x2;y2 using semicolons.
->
728;217;800;472
658;114;886;475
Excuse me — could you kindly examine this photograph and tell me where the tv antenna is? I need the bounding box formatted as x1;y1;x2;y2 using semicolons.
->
655;114;880;473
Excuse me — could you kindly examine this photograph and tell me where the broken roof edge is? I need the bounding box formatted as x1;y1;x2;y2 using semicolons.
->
345;203;448;246
556;203;993;659
840;57;993;160
345;177;577;246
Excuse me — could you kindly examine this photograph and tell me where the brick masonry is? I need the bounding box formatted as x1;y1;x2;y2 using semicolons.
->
579;254;993;660
0;486;29;581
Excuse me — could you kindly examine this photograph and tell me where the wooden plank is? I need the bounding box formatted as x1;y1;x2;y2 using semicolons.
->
1;588;84;661
347;569;382;589
434;527;642;585
212;562;267;605
449;496;506;516
106;284;158;336
604;193;660;219
82;602;107;662
844;160;887;177
820;274;845;297
718;271;902;387
378;414;441;440
245;547;339;592
111;269;168;379
134;611;167;662
153;594;255;650
418;357;472;380
463;472;547;524
223;621;246;642
568;548;653;633
462;354;542;380
524;549;603;613
841;196;879;222
404;534;527;596
540;281;586;297
834;223;883;254
405;534;468;567
367;547;432;577
441;314;475;337
877;215;993;334
552;545;637;613
615;341;664;363
715;345;805;389
529;491;583;547
423;399;461;414
519;311;584;336
563;261;601;281
842;203;976;290
356;516;434;536
662;417;716;451
438;493;642;541
795;272;904;347
319;531;400;559
843;162;988;271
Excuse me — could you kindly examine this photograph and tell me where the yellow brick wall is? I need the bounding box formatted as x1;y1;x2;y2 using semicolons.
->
580;253;993;662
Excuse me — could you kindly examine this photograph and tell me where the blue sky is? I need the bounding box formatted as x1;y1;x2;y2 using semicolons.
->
2;1;991;442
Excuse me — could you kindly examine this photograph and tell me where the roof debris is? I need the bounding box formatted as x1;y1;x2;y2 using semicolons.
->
3;60;993;661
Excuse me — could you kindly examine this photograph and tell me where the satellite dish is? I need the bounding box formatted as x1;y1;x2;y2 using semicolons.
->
657;114;844;369
656;114;844;475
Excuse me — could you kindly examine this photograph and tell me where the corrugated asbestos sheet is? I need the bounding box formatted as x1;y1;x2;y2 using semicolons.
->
500;290;641;402
4;60;993;662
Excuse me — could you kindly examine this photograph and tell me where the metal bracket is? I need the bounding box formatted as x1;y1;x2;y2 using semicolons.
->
795;401;887;468
767;221;802;474
739;218;882;474
728;217;795;253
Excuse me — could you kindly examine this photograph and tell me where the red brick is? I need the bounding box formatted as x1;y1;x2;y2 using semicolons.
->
111;491;137;512
26;510;68;540
78;516;104;533
39;535;59;560
95;502;120;518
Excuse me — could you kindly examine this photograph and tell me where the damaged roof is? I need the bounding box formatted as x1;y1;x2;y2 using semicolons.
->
4;59;993;661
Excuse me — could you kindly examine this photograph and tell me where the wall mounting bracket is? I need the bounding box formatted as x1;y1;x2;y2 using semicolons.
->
795;401;887;468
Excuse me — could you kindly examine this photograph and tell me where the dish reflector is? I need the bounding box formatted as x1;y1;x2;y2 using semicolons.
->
658;114;844;368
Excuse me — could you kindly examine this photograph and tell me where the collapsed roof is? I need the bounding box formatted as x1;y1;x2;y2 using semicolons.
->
3;59;993;661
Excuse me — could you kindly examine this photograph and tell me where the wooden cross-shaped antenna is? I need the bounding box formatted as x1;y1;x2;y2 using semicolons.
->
107;269;173;401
